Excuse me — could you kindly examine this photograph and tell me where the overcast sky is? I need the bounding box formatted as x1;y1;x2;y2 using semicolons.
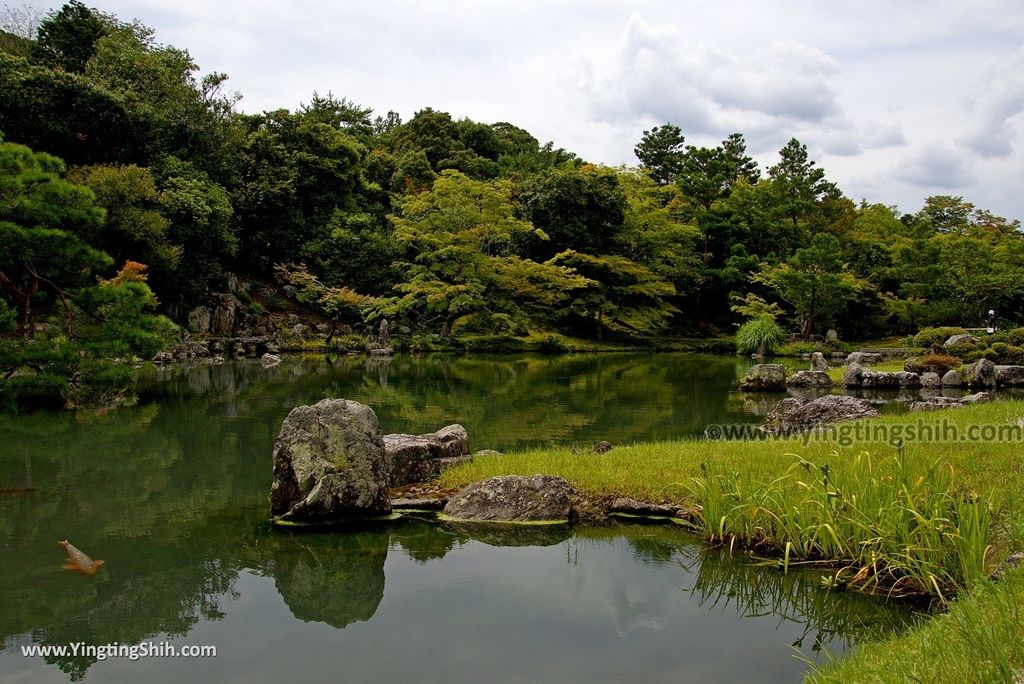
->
31;1;1024;219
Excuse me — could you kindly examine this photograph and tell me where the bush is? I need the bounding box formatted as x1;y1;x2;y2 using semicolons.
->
1008;328;1024;346
735;318;786;356
945;342;978;358
913;327;967;349
918;354;962;374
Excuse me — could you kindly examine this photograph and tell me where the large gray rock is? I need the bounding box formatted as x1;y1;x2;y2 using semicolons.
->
211;297;236;336
384;424;470;486
739;364;787;392
962;358;997;389
443;475;576;522
996;365;1024;387
942;369;963;387
841;362;866;388
920;372;942;389
910;392;991;412
764;395;879;432
270;399;391;522
944;334;979;349
786;370;832;388
187;306;212;334
846;352;881;365
810;352;829;372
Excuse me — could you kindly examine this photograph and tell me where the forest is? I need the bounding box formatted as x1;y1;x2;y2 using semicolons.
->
1;2;1023;407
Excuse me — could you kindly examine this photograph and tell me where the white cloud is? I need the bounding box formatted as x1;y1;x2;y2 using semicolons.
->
580;14;843;138
961;47;1024;158
896;144;975;189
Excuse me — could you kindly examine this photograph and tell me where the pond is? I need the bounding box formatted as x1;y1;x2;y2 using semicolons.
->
0;354;922;682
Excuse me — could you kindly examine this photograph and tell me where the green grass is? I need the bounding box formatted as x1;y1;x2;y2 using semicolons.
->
441;400;1024;682
808;568;1024;683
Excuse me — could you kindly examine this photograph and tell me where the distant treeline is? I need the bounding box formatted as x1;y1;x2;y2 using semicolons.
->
2;1;1023;361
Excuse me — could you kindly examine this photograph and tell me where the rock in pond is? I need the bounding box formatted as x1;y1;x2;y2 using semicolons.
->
962;358;997;389
996;365;1024;387
764;395;879;432
942;369;963;387
910;392;991;412
261;352;281;367
609;497;679;518
270;399;391;523
786;370;832;388
739;364;786;392
443;475;576;523
384;424;470;487
920;371;942;389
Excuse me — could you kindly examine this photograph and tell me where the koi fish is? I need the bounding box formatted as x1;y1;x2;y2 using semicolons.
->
58;539;104;575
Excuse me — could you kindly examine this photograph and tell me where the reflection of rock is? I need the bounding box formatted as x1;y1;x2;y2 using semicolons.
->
765;395;879;431
261;353;281;367
390;520;460;562
270;399;391;522
384;424;470;486
739;364;786;392
444;475;576;522
267;532;387;628
440;520;571;547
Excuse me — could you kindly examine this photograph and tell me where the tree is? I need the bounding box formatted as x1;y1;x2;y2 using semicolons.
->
516;164;627;258
0;136;108;334
677;133;760;209
634;123;685;185
767;138;840;227
32;0;106;73
547;250;677;339
385;171;590;336
755;233;863;339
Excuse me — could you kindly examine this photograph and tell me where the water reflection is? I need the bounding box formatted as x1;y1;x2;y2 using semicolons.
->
0;354;923;682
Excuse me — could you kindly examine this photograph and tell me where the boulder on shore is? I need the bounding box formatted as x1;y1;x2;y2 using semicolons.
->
443;475;576;522
739;364;787;392
384;424;470;486
920;371;942;389
846;352;881;366
910;392;991;412
942;369;963;387
962;358;997;389
270;399;391;523
996;365;1024;387
786;370;832;388
764;395;879;432
810;352;829;372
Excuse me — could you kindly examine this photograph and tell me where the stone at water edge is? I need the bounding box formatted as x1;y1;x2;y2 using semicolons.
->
592;440;613;454
846;352;882;366
764;395;880;432
841;363;866;388
739;364;787;391
996;365;1024;387
810;352;829;372
270;399;391;522
962;358;997;389
384;424;470;487
920;372;942;389
443;475;576;522
942;369;964;387
786;370;832;388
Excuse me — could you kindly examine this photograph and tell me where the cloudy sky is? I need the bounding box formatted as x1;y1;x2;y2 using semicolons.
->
31;1;1024;218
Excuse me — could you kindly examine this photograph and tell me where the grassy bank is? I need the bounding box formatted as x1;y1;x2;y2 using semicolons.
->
441;401;1024;681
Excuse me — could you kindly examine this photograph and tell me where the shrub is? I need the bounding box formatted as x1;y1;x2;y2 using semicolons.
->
945;342;978;358
736;318;786;356
1008;328;1024;346
249;302;266;316
918;354;962;374
913;327;967;349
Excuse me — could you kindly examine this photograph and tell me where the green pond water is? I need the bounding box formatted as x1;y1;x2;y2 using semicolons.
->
0;354;922;683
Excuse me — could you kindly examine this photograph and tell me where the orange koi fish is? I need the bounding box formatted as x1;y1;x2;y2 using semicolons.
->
58;539;104;575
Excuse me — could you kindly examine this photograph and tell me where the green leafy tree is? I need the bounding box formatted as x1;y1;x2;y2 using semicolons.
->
547;250;677;339
677;133;760;209
32;0;107;73
0;136;107;334
634;123;685;185
768;138;840;228
516;164;627;258
755;233;863;339
386;170;590;336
